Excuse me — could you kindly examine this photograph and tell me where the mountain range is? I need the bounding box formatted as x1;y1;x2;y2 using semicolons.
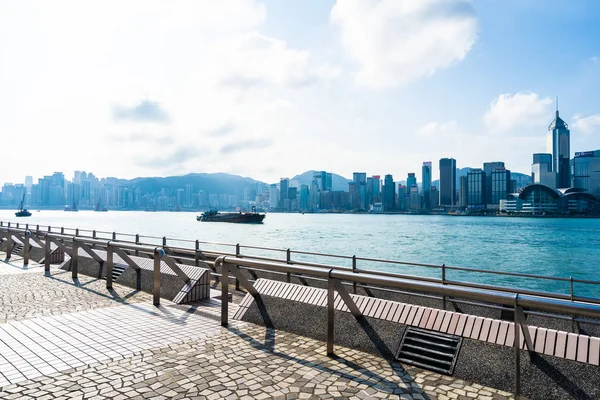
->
101;168;531;195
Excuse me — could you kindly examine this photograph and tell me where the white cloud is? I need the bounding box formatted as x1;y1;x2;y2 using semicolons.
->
418;121;460;137
572;113;600;135
0;0;339;184
330;0;477;89
483;92;553;133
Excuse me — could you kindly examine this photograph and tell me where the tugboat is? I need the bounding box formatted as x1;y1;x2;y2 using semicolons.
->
197;206;265;224
64;201;79;212
15;194;32;217
94;201;108;212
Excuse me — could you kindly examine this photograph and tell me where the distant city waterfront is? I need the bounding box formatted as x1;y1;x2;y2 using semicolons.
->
2;210;600;298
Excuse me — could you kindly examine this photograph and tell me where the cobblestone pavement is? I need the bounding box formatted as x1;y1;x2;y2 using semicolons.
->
0;261;515;399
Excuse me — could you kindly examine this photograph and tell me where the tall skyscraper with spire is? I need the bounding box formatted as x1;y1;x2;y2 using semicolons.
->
547;97;571;188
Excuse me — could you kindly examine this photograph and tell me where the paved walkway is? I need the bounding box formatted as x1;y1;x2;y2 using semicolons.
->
0;255;515;399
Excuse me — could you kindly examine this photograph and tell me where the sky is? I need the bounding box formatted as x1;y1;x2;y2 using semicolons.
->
1;0;599;185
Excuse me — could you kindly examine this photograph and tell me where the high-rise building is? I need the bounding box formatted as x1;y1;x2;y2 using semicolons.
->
430;186;439;209
547;101;571;188
467;169;485;206
572;150;600;197
409;185;420;211
279;178;289;207
300;185;310;210
352;172;367;209
483;162;504;204
491;169;511;204
397;185;406;211
422;162;432;210
459;176;468;208
439;158;456;206
269;184;279;210
532;153;556;189
406;173;416;189
383;174;395;211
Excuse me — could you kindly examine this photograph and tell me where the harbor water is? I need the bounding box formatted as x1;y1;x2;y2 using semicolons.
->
2;210;599;298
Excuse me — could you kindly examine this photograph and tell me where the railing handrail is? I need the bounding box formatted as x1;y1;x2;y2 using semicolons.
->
1;220;599;291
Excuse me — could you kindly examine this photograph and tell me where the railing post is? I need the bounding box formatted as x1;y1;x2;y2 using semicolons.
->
221;262;229;326
235;244;241;291
570;276;575;333
7;222;10;228
44;235;51;273
61;227;64;234
23;231;30;265
36;224;39;233
286;248;291;283
112;232;116;241
327;275;335;356
153;248;163;306
352;255;357;294
162;236;167;247
75;228;79;236
5;232;12;261
194;240;200;267
72;237;79;279
514;294;521;398
135;234;140;257
93;230;96;239
442;263;447;310
106;244;114;289
16;223;19;229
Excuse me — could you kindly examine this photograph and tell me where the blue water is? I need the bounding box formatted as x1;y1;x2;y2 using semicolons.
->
2;211;599;298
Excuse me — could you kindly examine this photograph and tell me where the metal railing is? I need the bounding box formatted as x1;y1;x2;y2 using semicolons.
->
216;255;600;398
1;220;599;303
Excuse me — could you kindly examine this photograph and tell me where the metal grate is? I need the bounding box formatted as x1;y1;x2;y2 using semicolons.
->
396;327;462;375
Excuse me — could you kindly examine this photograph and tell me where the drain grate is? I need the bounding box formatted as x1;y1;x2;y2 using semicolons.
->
396;327;462;375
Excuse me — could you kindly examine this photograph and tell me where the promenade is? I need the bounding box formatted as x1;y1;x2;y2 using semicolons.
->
0;254;515;400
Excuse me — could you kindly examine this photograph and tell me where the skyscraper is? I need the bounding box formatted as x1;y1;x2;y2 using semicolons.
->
422;162;432;210
439;158;456;206
406;173;416;189
483;162;504;205
279;178;289;207
547;100;571;188
467;169;485;206
383;174;395;211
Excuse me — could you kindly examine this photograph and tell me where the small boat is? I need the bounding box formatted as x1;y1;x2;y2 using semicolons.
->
15;194;32;217
94;201;108;212
64;201;79;212
197;206;265;224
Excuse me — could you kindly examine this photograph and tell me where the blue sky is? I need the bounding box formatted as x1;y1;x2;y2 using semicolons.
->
0;0;599;185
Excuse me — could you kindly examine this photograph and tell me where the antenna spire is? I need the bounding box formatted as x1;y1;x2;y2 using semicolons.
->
556;96;559;117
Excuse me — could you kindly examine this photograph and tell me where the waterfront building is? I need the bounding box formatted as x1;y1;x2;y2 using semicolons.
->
409;185;420;211
372;175;381;202
531;153;556;189
572;150;600;198
430;186;439;209
439;158;456;206
406;173;416;189
279;178;289;207
397;185;406;211
383;174;395;211
491;168;511;205
352;172;367;210
517;184;599;215
483;162;504;205
547;103;571;188
467;169;485;207
269;184;279;210
422;162;432;210
458;176;468;208
310;178;320;209
313;171;331;192
300;185;309;210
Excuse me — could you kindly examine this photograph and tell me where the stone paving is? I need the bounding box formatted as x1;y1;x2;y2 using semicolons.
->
0;255;515;399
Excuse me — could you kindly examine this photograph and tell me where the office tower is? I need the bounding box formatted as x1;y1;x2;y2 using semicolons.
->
310;178;320;209
422;162;432;210
383;174;395;211
547;100;571;188
430;186;439;209
439;158;456;206
532;153;556;188
397;185;406;211
269;184;279;209
372;175;381;201
409;186;420;211
467;169;485;206
483;162;504;204
300;185;310;210
572;150;600;197
459;176;468;208
279;178;289;206
352;172;367;209
491;168;511;204
406;173;416;188
25;176;33;195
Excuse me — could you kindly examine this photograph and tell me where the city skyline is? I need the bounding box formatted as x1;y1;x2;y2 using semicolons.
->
1;1;599;185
